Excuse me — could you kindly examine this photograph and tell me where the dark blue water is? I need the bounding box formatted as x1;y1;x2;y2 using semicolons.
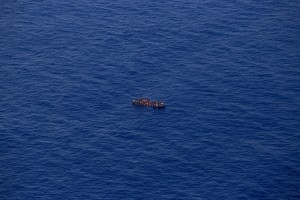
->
1;1;300;199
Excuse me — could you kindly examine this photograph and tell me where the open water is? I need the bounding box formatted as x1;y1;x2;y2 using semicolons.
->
1;1;300;199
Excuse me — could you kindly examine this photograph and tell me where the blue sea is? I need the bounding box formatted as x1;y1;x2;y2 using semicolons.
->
1;1;299;199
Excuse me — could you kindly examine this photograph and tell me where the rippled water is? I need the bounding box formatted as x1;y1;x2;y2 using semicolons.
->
1;1;300;199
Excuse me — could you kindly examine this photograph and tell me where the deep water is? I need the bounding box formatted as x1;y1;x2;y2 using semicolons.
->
1;1;300;199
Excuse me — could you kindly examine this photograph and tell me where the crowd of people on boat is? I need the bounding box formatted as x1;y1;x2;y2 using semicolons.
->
132;98;165;108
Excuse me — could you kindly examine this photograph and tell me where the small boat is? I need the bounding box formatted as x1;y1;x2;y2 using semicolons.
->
132;98;165;109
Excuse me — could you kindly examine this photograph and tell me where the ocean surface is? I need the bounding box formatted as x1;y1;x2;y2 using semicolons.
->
1;1;300;199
